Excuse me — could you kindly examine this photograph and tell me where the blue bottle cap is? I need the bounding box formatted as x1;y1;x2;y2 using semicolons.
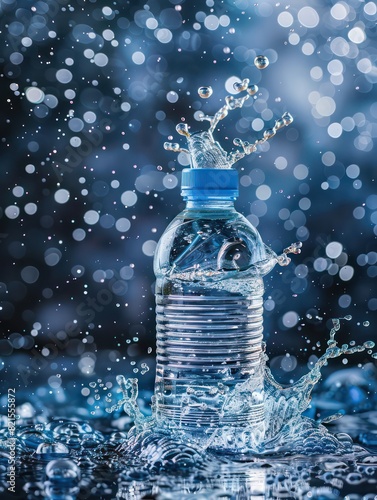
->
181;168;239;201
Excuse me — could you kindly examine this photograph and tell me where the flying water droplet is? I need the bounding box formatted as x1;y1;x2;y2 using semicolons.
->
284;241;302;255
233;138;244;147
164;142;188;153
247;84;258;96
363;340;374;349
254;55;269;70
233;78;249;93
176;123;190;137
277;242;303;266
198;86;213;99
282;112;294;126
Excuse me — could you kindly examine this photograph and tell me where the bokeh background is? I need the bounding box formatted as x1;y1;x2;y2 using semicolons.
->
0;0;376;412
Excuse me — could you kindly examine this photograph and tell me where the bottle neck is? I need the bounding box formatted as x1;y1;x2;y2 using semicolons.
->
185;199;235;210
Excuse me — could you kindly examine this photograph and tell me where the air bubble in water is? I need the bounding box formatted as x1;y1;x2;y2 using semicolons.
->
254;55;269;69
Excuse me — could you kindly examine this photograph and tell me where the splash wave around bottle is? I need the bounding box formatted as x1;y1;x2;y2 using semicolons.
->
113;317;375;463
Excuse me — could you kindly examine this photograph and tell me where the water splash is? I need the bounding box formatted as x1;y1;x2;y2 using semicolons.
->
111;316;375;463
164;58;294;167
105;376;148;432
2;296;375;496
150;70;375;461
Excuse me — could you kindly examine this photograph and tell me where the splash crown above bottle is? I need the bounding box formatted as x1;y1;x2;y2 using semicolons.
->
164;58;293;200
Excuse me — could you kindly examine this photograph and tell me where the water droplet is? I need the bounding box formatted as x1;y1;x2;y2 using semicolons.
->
198;86;213;98
233;78;249;93
45;459;80;482
284;241;302;255
254;55;269;70
164;142;181;152
282;112;294;126
176;122;190;137
36;442;69;456
247;84;258;95
233;138;244;147
363;321;370;327
364;341;375;349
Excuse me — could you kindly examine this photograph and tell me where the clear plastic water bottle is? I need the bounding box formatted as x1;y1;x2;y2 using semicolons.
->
154;132;274;451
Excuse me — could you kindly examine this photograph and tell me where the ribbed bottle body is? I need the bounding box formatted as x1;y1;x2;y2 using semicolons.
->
154;280;265;432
